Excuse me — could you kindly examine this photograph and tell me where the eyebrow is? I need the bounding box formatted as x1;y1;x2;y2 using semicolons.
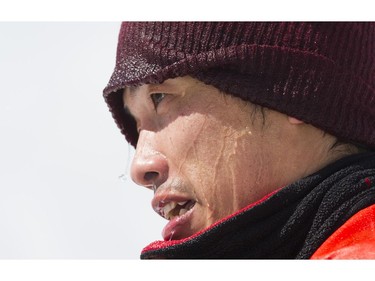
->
126;85;141;97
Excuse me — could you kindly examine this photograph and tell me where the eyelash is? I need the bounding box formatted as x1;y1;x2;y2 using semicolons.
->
150;93;166;111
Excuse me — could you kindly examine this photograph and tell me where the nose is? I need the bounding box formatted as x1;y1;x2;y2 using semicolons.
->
130;132;169;190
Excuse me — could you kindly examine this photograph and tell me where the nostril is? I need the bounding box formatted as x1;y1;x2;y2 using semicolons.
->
144;171;159;182
130;148;169;188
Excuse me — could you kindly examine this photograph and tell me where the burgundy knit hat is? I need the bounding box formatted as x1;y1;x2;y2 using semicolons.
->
103;22;375;149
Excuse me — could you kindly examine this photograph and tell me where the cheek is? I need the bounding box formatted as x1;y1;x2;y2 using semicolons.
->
163;113;264;216
163;113;218;176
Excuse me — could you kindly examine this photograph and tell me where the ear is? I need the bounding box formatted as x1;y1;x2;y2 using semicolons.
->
288;116;304;125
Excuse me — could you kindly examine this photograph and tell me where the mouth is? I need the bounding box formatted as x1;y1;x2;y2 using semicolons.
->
153;195;197;241
156;200;196;220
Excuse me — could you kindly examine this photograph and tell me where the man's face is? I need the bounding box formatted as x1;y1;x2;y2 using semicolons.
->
123;76;304;241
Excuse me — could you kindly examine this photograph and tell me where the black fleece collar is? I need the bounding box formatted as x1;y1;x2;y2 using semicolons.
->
141;153;375;259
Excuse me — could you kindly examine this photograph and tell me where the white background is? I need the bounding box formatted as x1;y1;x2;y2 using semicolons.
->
0;22;165;259
0;1;373;275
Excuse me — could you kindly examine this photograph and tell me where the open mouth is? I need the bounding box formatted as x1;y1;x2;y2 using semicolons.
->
157;200;196;220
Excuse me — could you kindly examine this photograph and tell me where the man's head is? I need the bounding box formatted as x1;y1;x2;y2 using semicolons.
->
104;22;375;240
122;75;359;240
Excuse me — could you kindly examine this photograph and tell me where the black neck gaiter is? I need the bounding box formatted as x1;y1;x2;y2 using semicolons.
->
140;152;375;259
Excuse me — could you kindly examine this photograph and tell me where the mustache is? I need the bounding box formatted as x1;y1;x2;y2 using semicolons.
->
154;177;191;197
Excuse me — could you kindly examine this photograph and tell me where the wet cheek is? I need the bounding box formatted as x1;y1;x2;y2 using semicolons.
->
163;115;255;220
167;113;207;150
190;124;248;218
202;129;267;217
166;115;221;176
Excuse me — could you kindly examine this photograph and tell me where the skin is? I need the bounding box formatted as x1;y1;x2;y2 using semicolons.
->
123;76;353;241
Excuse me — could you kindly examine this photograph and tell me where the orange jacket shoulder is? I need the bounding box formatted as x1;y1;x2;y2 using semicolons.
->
311;204;375;259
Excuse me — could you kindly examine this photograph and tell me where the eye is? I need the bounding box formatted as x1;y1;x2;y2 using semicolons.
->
150;93;166;111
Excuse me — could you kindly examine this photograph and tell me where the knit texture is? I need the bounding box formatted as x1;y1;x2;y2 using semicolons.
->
139;152;375;259
103;22;375;148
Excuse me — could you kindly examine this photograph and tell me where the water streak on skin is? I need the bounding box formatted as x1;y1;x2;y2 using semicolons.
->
231;128;253;213
211;126;236;214
228;131;242;211
191;135;201;206
211;127;226;210
180;116;208;205
194;117;217;221
176;115;205;176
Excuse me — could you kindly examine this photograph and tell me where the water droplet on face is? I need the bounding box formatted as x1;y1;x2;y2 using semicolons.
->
169;230;175;241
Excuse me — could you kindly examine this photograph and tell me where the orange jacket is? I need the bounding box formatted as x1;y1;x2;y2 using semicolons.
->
311;204;375;259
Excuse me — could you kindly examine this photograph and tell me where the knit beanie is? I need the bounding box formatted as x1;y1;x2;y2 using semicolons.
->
103;22;375;149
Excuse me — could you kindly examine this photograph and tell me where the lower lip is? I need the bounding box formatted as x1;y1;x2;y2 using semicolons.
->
162;207;195;241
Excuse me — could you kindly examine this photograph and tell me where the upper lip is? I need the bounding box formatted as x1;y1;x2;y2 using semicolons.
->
152;192;195;220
